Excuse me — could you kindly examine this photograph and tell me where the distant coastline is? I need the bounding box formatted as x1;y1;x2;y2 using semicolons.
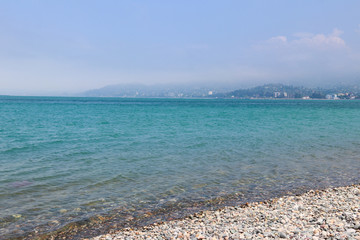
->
2;83;360;100
80;83;360;100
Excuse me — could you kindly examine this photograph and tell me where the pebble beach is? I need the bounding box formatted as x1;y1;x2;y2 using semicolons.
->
92;184;360;240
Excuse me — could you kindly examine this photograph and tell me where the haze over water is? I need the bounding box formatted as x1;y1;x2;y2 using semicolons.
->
1;96;360;238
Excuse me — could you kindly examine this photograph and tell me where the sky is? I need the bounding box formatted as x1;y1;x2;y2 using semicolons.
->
1;0;360;95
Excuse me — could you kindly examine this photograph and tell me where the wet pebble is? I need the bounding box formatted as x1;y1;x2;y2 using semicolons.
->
59;209;67;213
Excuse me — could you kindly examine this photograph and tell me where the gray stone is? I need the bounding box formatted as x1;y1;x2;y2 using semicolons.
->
244;232;252;238
279;232;287;238
353;224;360;230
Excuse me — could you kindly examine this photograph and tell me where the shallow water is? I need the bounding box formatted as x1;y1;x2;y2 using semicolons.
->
1;97;360;238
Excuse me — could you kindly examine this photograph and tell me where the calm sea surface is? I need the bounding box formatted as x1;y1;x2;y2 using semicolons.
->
1;97;360;238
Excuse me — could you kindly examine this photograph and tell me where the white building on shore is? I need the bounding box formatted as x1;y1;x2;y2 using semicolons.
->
326;94;339;100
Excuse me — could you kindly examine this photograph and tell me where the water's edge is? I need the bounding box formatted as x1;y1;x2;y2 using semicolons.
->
16;179;360;240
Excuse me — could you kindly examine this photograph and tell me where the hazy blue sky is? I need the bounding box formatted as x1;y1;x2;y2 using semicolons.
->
1;1;360;95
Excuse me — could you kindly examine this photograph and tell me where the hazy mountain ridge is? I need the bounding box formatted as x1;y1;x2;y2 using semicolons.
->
81;84;232;98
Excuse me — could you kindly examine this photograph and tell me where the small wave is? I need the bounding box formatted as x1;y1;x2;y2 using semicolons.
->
2;145;37;154
8;180;33;188
83;174;135;189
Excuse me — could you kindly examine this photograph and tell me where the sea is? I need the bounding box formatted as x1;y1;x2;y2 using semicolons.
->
1;96;360;239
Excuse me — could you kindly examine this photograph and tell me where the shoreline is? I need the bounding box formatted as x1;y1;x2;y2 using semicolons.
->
91;183;360;240
5;183;359;239
10;183;360;239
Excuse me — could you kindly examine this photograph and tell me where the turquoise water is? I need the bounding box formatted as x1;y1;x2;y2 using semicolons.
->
1;97;360;238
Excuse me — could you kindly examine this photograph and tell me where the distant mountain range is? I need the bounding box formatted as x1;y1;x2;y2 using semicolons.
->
81;83;360;99
81;84;230;98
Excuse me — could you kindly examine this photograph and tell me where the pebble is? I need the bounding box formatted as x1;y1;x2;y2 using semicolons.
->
92;184;360;240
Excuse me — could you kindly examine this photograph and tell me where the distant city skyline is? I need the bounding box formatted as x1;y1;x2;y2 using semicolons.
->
1;1;360;95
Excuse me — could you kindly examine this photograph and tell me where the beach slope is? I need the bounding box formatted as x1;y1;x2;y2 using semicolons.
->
92;184;360;239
